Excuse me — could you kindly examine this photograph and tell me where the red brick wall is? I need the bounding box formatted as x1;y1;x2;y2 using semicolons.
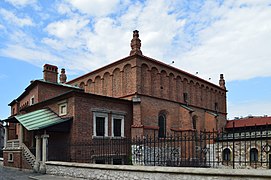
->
67;55;227;136
66;53;226;113
137;57;227;114
3;150;31;169
70;94;133;144
139;95;226;136
19;85;39;110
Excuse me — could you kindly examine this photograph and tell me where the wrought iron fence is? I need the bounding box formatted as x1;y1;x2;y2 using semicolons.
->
49;125;271;169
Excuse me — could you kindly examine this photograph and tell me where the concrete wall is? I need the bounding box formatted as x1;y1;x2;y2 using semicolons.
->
46;161;271;180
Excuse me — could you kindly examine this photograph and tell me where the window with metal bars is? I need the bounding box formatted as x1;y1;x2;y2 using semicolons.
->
222;148;231;161
250;148;258;162
158;114;166;138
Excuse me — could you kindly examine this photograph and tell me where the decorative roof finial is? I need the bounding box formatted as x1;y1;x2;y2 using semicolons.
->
130;30;142;56
59;68;67;83
219;74;226;89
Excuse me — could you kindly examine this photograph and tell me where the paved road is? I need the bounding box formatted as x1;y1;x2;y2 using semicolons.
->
0;166;36;180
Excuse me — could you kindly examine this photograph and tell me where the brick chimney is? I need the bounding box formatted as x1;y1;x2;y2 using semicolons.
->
43;64;58;83
130;30;143;56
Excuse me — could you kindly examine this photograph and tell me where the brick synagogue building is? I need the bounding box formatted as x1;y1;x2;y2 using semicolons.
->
3;30;227;171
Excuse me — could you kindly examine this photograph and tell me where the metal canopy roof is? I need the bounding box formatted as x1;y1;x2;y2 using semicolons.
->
9;109;71;131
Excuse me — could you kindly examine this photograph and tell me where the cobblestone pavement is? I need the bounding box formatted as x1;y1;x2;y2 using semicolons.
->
0;166;36;180
0;166;86;180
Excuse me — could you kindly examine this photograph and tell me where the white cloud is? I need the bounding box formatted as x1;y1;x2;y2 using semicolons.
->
5;0;36;7
45;18;89;39
67;0;120;16
0;8;34;27
177;1;271;83
0;44;63;65
1;0;271;85
0;23;4;30
42;38;66;51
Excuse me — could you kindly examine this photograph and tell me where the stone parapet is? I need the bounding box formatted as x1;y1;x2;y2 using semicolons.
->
46;161;271;180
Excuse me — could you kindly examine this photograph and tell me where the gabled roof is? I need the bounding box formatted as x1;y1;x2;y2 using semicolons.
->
9;79;83;106
4;108;71;131
226;116;271;128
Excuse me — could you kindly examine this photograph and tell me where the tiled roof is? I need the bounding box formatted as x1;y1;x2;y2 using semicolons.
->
226;116;271;128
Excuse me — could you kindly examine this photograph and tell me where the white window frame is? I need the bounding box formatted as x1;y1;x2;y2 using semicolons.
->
59;103;67;116
112;114;124;137
8;152;13;162
93;112;108;137
30;95;35;105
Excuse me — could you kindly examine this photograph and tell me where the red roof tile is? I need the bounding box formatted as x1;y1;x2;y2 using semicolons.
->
226;116;271;128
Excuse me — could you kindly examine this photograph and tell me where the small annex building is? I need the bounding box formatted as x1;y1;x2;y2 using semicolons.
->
215;116;271;169
3;30;227;171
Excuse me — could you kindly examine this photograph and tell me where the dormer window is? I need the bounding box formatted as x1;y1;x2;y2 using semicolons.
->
58;100;68;116
30;96;35;105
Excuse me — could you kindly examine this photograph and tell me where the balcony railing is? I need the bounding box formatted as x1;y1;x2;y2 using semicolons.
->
5;139;20;149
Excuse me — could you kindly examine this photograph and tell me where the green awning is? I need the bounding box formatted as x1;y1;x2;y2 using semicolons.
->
8;109;71;131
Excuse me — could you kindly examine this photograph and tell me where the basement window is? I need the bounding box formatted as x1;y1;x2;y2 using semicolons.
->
95;159;106;164
8;153;13;162
113;158;123;165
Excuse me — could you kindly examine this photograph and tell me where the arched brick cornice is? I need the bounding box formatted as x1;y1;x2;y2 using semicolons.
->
79;82;85;89
101;72;111;79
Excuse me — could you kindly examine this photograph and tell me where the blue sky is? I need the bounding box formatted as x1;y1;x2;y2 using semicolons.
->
0;0;270;120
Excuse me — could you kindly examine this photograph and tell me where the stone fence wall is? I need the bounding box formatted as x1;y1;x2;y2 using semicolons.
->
46;161;271;180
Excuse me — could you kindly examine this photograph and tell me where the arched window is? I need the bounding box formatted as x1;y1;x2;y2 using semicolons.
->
158;114;166;138
222;148;231;161
192;115;197;130
250;148;258;162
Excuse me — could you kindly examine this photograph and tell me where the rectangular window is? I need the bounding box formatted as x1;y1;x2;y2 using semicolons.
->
96;117;105;136
113;119;122;137
59;103;67;116
8;153;13;162
112;115;124;137
30;96;35;105
93;112;108;137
